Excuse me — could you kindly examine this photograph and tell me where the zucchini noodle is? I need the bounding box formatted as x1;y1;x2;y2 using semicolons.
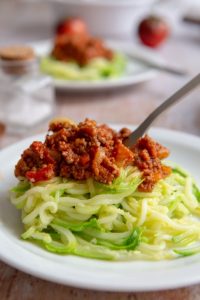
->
40;53;126;81
10;165;200;261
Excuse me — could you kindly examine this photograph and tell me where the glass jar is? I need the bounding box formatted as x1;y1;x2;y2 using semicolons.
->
0;46;55;133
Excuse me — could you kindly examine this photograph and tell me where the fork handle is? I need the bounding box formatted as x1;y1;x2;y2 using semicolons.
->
124;73;200;147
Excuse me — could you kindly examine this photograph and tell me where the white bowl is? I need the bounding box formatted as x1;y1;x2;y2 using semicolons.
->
49;0;156;38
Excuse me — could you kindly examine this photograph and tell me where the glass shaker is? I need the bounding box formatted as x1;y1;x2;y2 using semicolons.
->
0;45;55;133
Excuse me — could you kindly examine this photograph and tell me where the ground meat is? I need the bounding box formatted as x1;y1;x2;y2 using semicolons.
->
52;34;113;66
132;135;171;192
15;119;171;191
14;141;56;182
117;128;132;140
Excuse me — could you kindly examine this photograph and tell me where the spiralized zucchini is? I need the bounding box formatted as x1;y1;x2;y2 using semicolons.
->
10;165;200;261
40;53;126;81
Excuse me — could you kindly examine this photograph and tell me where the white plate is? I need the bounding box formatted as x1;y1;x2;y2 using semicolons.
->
1;126;200;292
31;40;158;91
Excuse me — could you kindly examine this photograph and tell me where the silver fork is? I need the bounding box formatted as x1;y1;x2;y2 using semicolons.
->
124;73;200;148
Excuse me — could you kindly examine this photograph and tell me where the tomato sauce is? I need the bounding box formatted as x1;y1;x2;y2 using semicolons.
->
15;119;171;192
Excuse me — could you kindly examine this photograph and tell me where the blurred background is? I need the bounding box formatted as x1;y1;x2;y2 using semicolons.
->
1;0;199;72
0;0;199;140
0;0;200;42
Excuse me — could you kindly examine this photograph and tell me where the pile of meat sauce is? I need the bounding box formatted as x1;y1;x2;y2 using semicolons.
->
52;34;113;66
15;119;171;192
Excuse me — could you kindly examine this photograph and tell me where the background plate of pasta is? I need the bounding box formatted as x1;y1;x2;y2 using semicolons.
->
1;124;200;292
32;39;157;92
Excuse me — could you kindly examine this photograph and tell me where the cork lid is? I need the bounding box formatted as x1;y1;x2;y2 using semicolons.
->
0;45;35;61
0;45;36;75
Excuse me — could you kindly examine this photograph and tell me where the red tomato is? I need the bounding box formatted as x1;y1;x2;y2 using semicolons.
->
56;17;88;36
79;154;90;166
26;166;53;183
138;16;169;48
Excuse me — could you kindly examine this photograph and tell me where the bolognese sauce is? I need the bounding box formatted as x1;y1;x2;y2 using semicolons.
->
15;118;171;192
52;34;113;66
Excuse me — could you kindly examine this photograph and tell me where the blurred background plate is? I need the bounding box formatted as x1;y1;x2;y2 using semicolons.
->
31;39;158;92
